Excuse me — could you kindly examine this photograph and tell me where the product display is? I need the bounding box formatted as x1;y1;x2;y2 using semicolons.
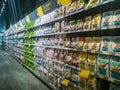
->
97;54;109;77
4;0;120;90
83;16;92;30
92;14;101;30
110;56;120;80
100;37;112;53
101;11;113;29
112;36;120;53
83;37;92;51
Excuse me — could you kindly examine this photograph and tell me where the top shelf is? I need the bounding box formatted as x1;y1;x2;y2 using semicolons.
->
6;0;116;36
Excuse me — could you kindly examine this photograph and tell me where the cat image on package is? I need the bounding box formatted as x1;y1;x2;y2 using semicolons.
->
101;11;113;29
83;37;92;51
100;37;112;53
112;36;120;53
110;56;120;80
97;54;109;77
113;9;120;28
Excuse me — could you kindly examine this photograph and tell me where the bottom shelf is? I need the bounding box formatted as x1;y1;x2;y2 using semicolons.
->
10;53;56;90
7;51;120;90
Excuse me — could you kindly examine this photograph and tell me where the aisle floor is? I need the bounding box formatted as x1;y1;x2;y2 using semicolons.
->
0;50;50;90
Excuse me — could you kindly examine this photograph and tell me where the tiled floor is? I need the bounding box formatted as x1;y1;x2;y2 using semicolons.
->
0;50;50;90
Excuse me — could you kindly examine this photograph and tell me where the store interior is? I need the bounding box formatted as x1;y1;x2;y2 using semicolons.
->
1;0;120;90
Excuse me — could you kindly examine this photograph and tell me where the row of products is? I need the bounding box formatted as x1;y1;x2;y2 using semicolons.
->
34;9;120;35
24;22;35;70
34;36;120;53
55;0;110;18
25;29;34;37
34;46;120;81
34;48;120;90
36;0;110;25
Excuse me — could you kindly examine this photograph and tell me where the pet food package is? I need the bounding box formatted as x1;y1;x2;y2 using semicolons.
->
73;51;79;67
92;14;101;30
76;37;84;50
87;75;96;90
87;0;100;8
101;11;113;29
100;37;112;53
53;49;59;60
65;2;77;14
79;52;87;69
63;67;71;78
110;56;120;81
69;20;77;31
91;37;101;52
71;37;77;49
76;19;84;30
112;36;120;54
58;35;65;46
64;37;71;48
61;20;65;32
79;77;87;90
83;37;92;51
83;16;92;30
54;22;60;33
54;63;60;75
113;9;120;28
76;0;85;10
87;53;97;73
97;54;109;77
71;69;79;86
59;50;66;62
69;1;77;13
65;51;72;65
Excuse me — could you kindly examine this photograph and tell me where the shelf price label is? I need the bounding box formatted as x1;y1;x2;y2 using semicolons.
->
57;0;71;6
79;70;90;79
20;20;23;27
37;6;44;17
26;15;31;23
61;79;70;87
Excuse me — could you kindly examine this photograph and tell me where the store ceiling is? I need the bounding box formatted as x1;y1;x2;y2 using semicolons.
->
0;0;47;31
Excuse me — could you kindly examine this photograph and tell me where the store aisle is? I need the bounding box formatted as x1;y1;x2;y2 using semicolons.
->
0;50;50;90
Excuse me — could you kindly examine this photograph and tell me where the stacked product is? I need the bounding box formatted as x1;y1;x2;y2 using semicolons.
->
24;21;35;70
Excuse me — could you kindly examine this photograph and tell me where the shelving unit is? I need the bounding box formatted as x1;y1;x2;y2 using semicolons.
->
4;0;120;90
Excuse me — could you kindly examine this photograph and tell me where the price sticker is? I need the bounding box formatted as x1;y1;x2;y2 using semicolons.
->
79;70;90;79
61;79;70;87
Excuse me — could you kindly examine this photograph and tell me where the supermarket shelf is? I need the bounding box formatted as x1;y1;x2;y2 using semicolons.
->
35;45;120;57
97;75;120;85
12;55;56;90
5;0;115;37
26;28;120;38
5;49;120;86
5;42;120;57
27;0;114;30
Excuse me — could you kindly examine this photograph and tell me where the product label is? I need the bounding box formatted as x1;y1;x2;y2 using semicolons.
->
101;11;113;29
83;16;92;30
92;14;101;30
100;37;112;52
83;37;92;51
113;9;120;28
97;54;109;76
112;37;120;53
